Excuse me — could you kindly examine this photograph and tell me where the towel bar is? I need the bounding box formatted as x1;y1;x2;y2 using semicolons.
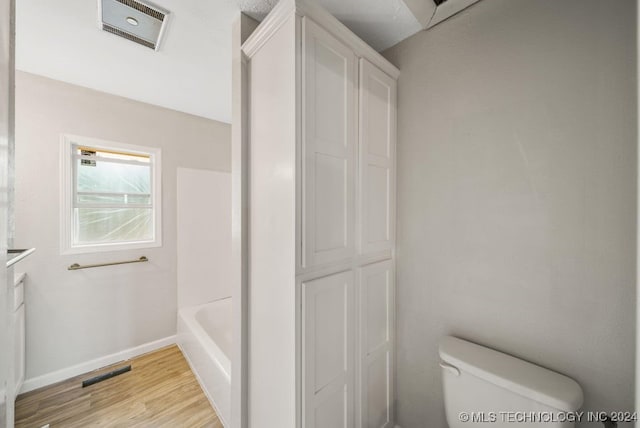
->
68;256;148;270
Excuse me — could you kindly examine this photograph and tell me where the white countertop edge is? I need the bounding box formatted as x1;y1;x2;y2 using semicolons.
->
7;248;36;268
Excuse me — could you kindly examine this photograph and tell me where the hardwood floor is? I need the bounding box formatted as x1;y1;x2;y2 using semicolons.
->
15;345;223;428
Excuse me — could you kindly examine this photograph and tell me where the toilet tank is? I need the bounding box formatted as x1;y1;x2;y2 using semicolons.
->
439;336;583;428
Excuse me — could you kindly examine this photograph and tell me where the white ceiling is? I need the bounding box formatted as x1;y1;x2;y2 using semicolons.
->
16;0;239;123
16;0;422;123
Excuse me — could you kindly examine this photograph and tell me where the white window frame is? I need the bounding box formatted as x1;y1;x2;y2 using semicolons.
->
60;134;162;254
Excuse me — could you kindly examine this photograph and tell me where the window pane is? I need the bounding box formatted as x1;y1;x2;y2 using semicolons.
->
74;208;153;244
77;193;151;205
76;159;151;194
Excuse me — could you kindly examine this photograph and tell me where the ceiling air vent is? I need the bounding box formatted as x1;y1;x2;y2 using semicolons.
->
98;0;170;51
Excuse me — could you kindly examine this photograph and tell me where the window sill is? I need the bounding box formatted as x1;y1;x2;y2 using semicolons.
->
61;240;162;256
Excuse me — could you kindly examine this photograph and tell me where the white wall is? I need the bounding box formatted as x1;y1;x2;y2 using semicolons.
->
14;71;230;385
231;13;259;428
383;0;636;426
177;168;232;309
247;15;298;428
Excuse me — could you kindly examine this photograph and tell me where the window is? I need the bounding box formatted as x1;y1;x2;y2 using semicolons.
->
61;135;162;254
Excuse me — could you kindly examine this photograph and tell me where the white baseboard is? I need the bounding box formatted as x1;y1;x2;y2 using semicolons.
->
20;335;176;394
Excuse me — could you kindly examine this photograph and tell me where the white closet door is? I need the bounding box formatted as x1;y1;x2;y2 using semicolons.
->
302;17;357;269
302;270;355;428
358;260;394;428
358;59;396;255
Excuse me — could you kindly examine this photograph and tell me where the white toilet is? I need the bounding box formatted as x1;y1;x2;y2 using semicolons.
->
440;336;584;427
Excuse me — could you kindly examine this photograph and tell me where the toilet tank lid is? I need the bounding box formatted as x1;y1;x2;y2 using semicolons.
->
439;336;583;412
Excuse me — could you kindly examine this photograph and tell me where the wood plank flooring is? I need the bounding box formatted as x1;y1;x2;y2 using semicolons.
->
15;345;223;428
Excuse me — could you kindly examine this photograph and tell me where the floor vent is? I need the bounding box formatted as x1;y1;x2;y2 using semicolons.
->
81;365;132;388
99;0;170;51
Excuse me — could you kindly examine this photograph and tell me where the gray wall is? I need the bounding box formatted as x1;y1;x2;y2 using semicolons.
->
14;71;230;384
383;0;636;426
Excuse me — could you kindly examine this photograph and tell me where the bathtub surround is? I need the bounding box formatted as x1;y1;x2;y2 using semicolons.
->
176;167;233;425
177;168;232;309
383;0;636;427
14;71;230;391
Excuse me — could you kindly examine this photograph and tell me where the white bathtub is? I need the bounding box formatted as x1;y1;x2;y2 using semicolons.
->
177;297;231;426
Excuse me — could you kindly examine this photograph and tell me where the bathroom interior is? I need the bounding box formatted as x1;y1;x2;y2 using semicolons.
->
0;0;636;427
